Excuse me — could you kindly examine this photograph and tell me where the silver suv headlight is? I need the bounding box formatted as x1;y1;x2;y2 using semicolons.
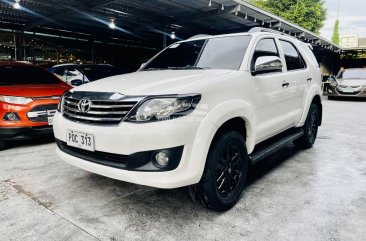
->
127;94;201;122
0;95;33;105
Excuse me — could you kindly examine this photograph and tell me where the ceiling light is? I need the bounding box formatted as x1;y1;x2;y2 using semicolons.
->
109;19;116;29
171;32;176;40
13;0;21;9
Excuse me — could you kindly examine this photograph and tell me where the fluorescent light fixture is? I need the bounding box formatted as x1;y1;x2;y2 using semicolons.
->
13;0;21;9
109;19;116;29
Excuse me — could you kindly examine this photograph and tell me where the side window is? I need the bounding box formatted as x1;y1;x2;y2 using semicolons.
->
279;40;306;71
251;38;280;71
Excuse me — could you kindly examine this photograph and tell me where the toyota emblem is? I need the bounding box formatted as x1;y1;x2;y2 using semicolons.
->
78;98;91;113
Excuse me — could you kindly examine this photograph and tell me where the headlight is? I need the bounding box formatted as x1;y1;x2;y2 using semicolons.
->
330;80;338;87
127;94;201;122
57;92;67;113
0;95;33;105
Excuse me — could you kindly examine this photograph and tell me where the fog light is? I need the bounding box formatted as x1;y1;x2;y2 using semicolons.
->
154;152;169;167
3;112;20;121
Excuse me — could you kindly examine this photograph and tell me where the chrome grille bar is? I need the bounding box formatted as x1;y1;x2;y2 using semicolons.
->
62;94;138;125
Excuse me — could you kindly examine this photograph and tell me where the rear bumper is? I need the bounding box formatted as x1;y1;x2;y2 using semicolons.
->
0;126;54;140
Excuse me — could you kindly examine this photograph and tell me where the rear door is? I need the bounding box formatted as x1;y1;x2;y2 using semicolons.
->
250;37;294;142
278;39;309;123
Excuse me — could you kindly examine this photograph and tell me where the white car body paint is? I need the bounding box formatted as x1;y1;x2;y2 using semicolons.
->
53;31;322;188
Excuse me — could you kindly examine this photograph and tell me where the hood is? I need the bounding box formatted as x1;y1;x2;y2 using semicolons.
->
73;69;233;95
338;78;366;86
0;83;71;98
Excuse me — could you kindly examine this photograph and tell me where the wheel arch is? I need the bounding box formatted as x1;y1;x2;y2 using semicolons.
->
298;85;323;126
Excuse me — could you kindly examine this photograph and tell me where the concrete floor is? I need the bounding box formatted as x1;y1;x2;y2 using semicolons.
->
0;97;365;241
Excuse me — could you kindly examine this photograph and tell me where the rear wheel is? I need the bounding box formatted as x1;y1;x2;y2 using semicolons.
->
295;103;319;149
189;131;248;212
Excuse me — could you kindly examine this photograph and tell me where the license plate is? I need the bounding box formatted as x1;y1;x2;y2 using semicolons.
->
48;116;53;125
66;130;95;151
343;87;354;93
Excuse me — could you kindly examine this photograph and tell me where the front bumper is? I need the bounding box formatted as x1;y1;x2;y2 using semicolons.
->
0;126;54;140
327;86;366;97
53;111;216;189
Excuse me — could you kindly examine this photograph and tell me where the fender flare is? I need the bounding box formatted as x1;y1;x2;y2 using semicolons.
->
187;99;256;184
298;85;322;125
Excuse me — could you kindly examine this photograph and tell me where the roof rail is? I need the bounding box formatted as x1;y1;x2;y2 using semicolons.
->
248;27;285;35
188;34;212;40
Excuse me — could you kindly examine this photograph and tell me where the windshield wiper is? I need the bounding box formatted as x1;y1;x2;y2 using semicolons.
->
168;66;210;70
142;67;168;71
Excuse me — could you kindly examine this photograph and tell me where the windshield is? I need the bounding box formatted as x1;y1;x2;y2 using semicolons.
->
338;69;366;79
142;35;252;71
80;65;125;82
0;66;61;85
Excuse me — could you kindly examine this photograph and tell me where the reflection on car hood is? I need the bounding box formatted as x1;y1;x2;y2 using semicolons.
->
338;78;366;86
0;83;71;97
73;69;233;95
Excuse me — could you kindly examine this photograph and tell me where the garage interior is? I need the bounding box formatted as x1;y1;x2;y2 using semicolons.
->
1;0;365;240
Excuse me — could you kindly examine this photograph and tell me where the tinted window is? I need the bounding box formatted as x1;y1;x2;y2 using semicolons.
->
80;65;125;82
251;38;279;71
280;40;306;71
143;36;252;71
0;66;60;85
338;69;366;79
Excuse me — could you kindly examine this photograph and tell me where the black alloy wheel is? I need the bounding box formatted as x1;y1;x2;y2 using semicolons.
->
189;131;248;212
216;144;243;198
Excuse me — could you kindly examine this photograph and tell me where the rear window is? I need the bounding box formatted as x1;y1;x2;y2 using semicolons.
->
0;66;60;85
279;40;306;71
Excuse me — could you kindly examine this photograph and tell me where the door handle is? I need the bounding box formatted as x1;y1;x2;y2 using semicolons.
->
282;82;290;88
307;78;312;82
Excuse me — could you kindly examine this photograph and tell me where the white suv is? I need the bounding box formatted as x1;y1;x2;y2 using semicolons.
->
54;28;322;211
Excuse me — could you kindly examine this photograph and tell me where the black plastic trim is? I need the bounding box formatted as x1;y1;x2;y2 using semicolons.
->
56;139;183;172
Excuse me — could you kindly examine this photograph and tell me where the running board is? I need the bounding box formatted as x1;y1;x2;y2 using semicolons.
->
249;129;304;165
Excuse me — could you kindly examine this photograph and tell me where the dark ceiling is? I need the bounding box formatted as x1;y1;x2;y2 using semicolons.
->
0;0;258;47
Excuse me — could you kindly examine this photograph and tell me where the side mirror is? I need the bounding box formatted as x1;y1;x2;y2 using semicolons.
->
70;79;83;86
253;56;283;75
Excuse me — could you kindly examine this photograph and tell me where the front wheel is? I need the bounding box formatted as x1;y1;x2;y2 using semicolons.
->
189;131;248;212
0;140;6;151
295;103;319;149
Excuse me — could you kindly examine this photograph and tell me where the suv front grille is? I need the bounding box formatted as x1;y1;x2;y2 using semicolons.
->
27;104;58;122
63;96;137;125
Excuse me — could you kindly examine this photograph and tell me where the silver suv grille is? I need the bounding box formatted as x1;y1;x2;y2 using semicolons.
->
63;96;137;125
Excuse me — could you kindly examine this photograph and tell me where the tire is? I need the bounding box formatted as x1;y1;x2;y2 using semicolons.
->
0;140;6;151
189;131;249;212
295;103;319;149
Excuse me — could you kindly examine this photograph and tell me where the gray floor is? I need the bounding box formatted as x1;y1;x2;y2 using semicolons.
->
1;97;365;241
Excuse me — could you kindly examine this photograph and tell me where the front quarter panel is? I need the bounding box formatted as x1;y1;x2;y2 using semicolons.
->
205;99;256;153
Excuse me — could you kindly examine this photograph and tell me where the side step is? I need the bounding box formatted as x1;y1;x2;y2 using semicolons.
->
249;128;304;165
